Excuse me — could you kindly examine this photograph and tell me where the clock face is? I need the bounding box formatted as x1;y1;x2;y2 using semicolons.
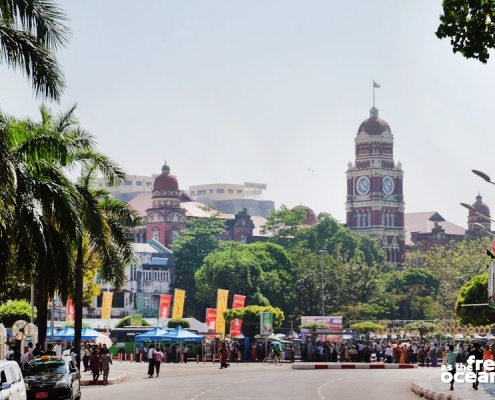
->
356;176;370;195
382;176;394;194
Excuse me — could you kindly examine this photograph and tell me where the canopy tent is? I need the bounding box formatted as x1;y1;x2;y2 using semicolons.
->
53;326;75;340
81;327;105;340
135;327;169;345
46;327;58;338
161;326;204;342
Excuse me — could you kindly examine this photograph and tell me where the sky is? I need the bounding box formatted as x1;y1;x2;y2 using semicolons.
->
2;0;495;229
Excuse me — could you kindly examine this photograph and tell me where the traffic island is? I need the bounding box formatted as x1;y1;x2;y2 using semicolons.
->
293;363;418;370
80;372;127;386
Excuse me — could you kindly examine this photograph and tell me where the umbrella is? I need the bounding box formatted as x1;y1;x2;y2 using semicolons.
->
81;327;105;340
95;335;112;348
135;327;169;345
53;326;75;340
160;326;204;342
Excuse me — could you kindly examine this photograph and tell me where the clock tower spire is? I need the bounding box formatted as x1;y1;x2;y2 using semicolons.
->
345;106;405;265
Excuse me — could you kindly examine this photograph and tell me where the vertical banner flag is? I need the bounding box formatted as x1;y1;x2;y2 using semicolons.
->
65;300;75;323
216;289;229;339
172;289;186;319
101;291;114;320
205;308;217;339
159;294;173;319
260;312;273;335
229;294;246;337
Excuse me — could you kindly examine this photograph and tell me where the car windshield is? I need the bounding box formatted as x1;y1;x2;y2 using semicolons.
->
29;360;66;374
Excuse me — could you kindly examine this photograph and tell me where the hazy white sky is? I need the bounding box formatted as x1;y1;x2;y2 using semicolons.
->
2;0;495;229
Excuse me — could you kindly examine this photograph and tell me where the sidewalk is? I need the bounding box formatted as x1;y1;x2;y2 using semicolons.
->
412;378;495;400
80;369;127;386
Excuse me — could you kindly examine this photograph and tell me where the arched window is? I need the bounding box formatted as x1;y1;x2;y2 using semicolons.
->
152;228;159;242
356;213;361;227
382;213;385;226
391;213;395;227
172;230;180;243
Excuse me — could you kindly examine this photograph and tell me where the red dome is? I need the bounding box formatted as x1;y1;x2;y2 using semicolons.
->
291;205;317;225
153;161;179;191
470;195;490;218
357;107;391;135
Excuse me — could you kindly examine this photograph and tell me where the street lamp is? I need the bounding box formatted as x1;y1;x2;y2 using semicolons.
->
319;250;328;316
460;203;495;224
472;170;495;186
473;223;495;237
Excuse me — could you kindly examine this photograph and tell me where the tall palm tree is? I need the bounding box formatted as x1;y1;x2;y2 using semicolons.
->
0;0;70;100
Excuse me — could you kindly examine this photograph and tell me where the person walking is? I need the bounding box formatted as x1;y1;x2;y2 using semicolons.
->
83;344;90;372
219;342;230;369
154;348;163;377
442;345;457;391
470;342;484;390
89;350;101;386
100;351;112;386
484;344;493;373
147;344;156;378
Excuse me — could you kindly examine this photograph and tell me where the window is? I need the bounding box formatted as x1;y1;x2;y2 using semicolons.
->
143;271;152;281
198;190;206;195
172;230;179;242
240;234;247;244
217;189;224;194
191;191;195;195
124;180;132;186
136;181;143;186
237;190;243;194
228;189;234;194
209;189;213;194
153;228;159;242
146;182;152;187
113;292;125;308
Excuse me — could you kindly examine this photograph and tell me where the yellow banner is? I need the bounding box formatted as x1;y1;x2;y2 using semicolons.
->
216;289;229;339
172;289;186;319
101;292;113;320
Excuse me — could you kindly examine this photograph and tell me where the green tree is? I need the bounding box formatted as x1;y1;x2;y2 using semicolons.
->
167;318;190;329
456;273;495;325
261;205;307;248
0;0;71;100
114;316;150;328
350;321;384;336
172;213;225;318
403;321;438;338
223;305;284;339
0;299;35;328
436;0;495;63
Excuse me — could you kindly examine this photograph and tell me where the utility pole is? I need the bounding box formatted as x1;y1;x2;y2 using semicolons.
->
319;250;328;316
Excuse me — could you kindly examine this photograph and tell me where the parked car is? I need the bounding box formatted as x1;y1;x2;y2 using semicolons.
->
0;360;27;400
24;355;81;400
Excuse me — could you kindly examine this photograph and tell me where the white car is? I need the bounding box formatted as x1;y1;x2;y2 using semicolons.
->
0;360;27;400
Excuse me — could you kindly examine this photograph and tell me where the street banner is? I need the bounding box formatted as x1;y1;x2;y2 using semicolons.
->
229;294;246;337
172;289;186;319
489;263;495;308
65;300;75;323
130;314;142;326
205;308;217;339
101;291;113;320
216;289;229;339
159;294;173;319
260;312;273;335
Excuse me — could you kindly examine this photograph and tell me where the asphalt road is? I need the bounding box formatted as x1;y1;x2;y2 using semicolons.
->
81;362;439;400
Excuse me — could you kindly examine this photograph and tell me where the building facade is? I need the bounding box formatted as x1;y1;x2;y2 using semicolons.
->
345;106;406;264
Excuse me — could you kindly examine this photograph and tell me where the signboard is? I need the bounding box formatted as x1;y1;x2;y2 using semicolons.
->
205;308;217;340
216;289;229;339
260;312;273;336
130;314;142;327
101;291;114;320
65;300;75;323
159;294;173;319
244;182;267;190
172;289;186;319
229;294;246;338
300;316;343;341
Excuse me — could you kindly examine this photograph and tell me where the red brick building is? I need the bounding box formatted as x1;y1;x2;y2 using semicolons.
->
345;107;406;264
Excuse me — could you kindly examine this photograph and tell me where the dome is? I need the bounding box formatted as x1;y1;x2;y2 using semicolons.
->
357;107;391;135
470;194;490;218
153;161;179;191
291;205;317;225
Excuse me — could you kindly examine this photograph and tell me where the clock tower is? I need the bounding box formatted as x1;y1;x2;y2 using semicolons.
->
345;106;405;264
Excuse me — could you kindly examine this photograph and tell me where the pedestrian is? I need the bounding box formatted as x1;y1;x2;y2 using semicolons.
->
20;346;32;374
484;344;493;373
32;343;44;358
470;342;484;390
83;344;91;371
181;345;189;363
197;342;206;364
147;344;156;377
45;344;56;356
430;344;438;367
53;340;62;357
100;351;112;386
154;347;163;377
90;350;101;385
219;342;229;369
442;345;457;391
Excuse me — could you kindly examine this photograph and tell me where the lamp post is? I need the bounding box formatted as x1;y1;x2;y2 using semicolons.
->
472;170;495;186
319;250;328;316
460;203;495;224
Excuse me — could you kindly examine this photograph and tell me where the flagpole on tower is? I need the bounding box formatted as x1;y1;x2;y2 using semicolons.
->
373;80;380;108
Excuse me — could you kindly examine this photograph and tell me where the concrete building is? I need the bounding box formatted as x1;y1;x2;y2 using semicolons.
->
345;106;406;264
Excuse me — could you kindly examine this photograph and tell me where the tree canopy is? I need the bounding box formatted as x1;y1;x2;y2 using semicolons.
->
167;318;190;329
224;305;284;339
403;321;438;338
456;273;495;325
0;300;34;328
350;321;384;335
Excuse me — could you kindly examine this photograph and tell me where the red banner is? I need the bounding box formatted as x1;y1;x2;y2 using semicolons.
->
229;294;246;337
66;300;75;323
159;294;173;319
205;308;217;339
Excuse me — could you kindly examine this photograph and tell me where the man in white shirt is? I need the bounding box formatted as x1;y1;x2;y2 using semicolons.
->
385;345;394;364
5;346;15;360
147;344;156;378
53;340;62;357
21;346;32;371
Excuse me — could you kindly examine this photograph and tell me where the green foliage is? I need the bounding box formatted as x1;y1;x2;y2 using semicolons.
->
223;305;284;329
456;273;495;325
0;300;35;328
299;323;328;331
114;316;150;328
403;321;438;337
64;322;90;328
350;321;384;334
167;318;190;329
261;205;307;247
436;0;495;63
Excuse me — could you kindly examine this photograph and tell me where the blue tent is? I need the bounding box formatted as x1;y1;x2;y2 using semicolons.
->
135;327;169;345
53;326;75;340
160;326;204;342
81;327;105;340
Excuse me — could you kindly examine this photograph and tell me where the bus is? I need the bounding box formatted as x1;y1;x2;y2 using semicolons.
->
108;327;153;358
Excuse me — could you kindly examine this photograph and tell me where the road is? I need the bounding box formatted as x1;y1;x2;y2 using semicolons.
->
81;361;439;400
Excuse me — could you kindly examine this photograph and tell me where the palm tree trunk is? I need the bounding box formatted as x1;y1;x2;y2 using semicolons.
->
74;240;83;370
36;285;48;350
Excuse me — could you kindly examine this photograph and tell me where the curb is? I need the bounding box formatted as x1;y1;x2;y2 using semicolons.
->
293;363;417;370
411;382;464;400
80;372;127;386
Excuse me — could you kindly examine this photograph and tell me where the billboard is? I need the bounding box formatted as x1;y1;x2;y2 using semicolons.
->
260;312;273;336
300;316;343;341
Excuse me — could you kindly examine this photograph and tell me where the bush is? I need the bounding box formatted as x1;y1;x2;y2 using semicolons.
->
114;316;150;328
0;300;34;328
167;318;190;329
